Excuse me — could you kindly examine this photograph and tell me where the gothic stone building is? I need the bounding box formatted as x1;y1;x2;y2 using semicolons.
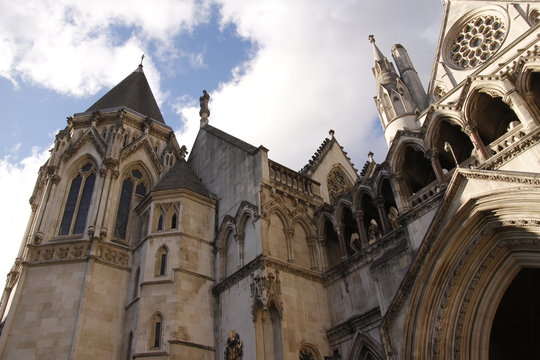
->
1;1;540;359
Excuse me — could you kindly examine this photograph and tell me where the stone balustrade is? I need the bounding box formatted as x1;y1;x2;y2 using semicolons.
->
268;160;320;198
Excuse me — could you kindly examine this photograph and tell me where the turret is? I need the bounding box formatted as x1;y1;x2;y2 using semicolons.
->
391;44;427;111
370;35;419;146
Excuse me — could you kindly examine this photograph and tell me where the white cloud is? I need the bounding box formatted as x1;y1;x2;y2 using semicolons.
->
0;0;211;101
0;147;50;281
175;0;443;170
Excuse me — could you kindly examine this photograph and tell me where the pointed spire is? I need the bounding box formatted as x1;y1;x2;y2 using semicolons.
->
86;62;165;123
369;35;385;62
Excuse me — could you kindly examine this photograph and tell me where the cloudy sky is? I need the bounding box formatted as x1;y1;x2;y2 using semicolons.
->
0;0;443;281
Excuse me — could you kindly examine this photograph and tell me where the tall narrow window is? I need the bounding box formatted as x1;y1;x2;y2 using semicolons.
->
171;213;177;229
114;168;147;240
156;246;168;276
59;162;96;235
157;214;164;231
150;313;163;349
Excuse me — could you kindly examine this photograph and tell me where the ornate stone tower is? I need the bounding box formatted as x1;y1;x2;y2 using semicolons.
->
370;36;425;146
0;65;216;359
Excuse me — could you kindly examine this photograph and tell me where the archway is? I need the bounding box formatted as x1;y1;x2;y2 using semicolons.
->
489;268;540;360
469;92;520;146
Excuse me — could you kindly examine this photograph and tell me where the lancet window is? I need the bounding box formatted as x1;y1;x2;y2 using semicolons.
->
59;162;96;236
150;313;163;349
155;246;168;276
114;168;147;240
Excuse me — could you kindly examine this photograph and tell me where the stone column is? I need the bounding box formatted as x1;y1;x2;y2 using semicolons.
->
505;90;537;131
284;229;294;263
334;225;348;259
353;210;369;247
464;123;489;160
307;236;318;270
374;197;391;234
430;149;447;185
317;235;327;270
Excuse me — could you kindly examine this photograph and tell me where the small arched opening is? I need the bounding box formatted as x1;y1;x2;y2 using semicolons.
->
380;179;399;231
324;219;341;268
470;92;520;146
341;206;360;255
400;146;436;195
529;71;540;110
434;120;474;171
360;195;382;244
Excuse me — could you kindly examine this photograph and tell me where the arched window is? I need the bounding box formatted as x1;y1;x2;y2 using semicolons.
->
157;214;164;231
299;345;320;360
114;168;147;240
59;162;96;235
150;313;163;349
155;246;168;276
171;213;177;229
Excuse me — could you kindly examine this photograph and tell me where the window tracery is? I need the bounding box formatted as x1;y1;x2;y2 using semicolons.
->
59;162;96;236
448;14;506;69
327;167;352;203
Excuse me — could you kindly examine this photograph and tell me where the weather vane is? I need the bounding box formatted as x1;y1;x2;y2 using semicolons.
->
140;54;145;67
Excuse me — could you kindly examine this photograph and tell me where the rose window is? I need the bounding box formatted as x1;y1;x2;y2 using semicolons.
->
449;15;506;69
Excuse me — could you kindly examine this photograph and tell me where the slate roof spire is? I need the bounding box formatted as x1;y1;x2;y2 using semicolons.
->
86;62;165;123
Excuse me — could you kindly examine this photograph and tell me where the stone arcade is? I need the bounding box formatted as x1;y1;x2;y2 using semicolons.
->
1;1;540;359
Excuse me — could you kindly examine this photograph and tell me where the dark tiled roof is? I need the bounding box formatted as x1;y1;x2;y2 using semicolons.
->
203;125;258;154
86;65;165;123
152;159;210;197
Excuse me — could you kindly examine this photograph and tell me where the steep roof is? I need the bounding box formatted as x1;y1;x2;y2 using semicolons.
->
202;125;259;154
86;65;165;123
152;159;211;197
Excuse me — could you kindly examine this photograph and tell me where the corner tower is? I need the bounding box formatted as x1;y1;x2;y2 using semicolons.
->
370;36;422;146
0;64;215;360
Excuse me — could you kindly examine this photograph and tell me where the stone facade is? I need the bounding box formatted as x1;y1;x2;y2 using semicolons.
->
2;1;540;359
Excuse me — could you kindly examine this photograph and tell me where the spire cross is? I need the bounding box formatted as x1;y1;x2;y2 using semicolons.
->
140;54;145;67
368;35;375;44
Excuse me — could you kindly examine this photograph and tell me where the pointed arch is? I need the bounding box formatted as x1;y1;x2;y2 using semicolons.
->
217;216;236;279
113;163;151;241
155;245;168;276
267;207;290;262
58;158;98;236
347;332;384;360
149;312;164;349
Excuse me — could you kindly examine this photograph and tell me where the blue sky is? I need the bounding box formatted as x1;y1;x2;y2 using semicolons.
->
0;0;442;281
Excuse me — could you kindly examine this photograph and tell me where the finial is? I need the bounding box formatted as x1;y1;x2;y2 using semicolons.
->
329;129;335;138
368;151;374;162
199;90;210;127
368;35;375;44
139;54;145;67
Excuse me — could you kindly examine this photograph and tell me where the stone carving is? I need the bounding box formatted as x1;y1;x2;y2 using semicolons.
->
327;166;353;203
96;245;130;267
250;270;282;319
30;243;91;264
224;330;243;360
388;207;399;230
368;220;381;243
349;232;361;253
299;347;316;360
199;90;210;119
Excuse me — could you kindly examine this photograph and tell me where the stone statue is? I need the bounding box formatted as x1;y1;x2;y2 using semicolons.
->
225;330;243;360
199;90;210;118
388;206;399;230
349;232;361;253
368;219;381;243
